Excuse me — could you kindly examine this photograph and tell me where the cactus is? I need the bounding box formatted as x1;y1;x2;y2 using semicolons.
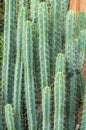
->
55;53;65;74
65;10;76;73
42;86;51;130
38;2;50;88
30;0;40;22
0;33;4;129
68;73;77;130
80;87;86;130
54;72;65;130
23;21;37;130
5;104;15;130
76;30;86;70
2;0;16;105
13;7;28;130
78;12;86;34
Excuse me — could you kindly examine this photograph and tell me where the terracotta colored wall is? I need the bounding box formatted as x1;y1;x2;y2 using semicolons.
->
70;0;86;14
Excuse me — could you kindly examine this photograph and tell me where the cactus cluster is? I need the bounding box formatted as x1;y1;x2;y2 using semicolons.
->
0;0;86;130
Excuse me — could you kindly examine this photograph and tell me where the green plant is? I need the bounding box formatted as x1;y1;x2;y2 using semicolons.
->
38;2;50;88
5;104;15;130
42;86;51;130
23;20;37;130
54;72;65;130
13;7;28;130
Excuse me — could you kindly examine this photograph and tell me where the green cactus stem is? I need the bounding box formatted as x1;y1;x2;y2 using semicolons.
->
23;21;37;130
38;2;50;88
54;72;65;130
13;7;28;130
65;10;76;73
5;104;15;130
42;86;51;130
2;0;16;105
78;12;86;35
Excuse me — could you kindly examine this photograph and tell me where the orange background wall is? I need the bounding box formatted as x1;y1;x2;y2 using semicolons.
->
70;0;86;15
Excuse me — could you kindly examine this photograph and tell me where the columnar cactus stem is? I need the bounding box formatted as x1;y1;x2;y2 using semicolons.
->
38;2;50;88
80;87;86;130
2;0;16;105
65;10;76;73
23;21;37;130
5;104;15;130
77;30;86;70
42;86;51;130
68;73;77;130
13;8;28;130
54;72;65;130
55;53;65;74
30;0;40;22
78;12;85;34
0;33;4;129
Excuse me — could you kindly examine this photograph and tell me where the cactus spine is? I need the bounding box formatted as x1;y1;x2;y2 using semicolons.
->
54;72;65;130
42;86;51;130
5;104;15;130
23;21;37;130
13;8;28;130
38;2;50;88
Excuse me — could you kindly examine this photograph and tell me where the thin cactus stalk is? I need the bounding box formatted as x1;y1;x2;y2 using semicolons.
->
42;86;51;130
13;7;28;130
5;104;15;130
32;23;41;90
0;33;4;129
76;30;86;70
54;72;65;130
38;2;50;88
80;87;86;130
50;0;62;80
65;10;76;73
78;12;86;35
23;21;37;130
2;0;16;106
19;0;28;8
68;73;77;130
55;53;65;74
30;0;40;22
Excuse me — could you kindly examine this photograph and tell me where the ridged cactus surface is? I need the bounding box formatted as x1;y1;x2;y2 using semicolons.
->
1;0;86;130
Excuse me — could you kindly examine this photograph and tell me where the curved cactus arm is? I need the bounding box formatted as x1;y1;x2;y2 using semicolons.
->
30;0;40;22
5;104;15;130
55;53;65;74
23;21;37;130
42;86;51;130
77;30;86;70
65;10;76;72
54;72;65;130
13;7;28;130
2;0;16;105
38;2;50;88
68;73;77;130
78;12;86;35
